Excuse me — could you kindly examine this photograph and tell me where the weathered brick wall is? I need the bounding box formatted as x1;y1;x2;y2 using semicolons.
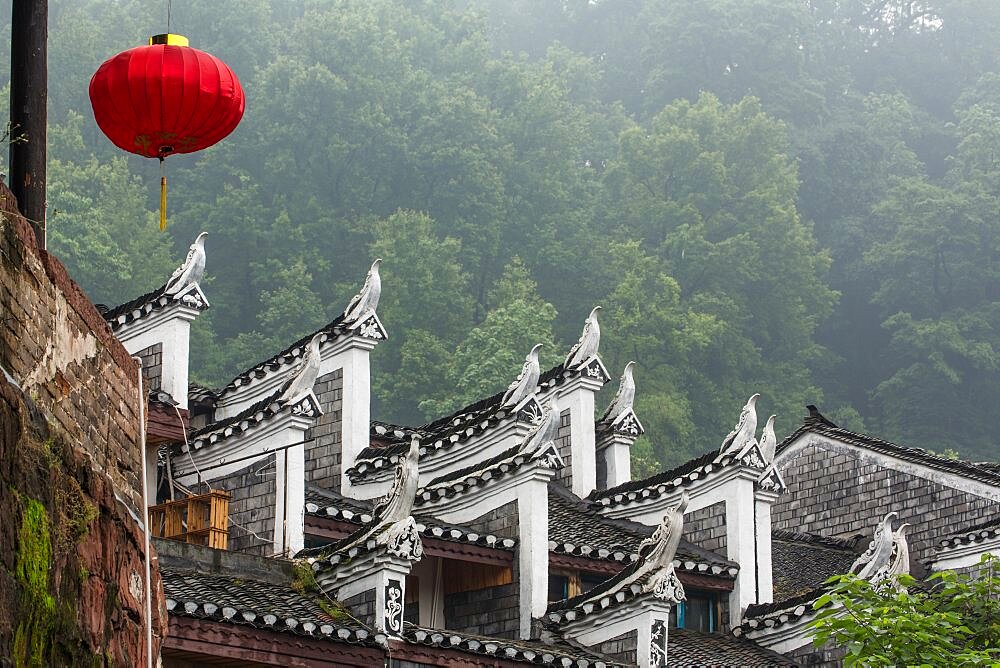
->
0;201;145;512
210;454;277;555
135;342;163;392
555;409;573;487
305;369;343;491
444;583;519;638
594;629;638;665
774;442;1000;565
343;589;376;627
465;501;519;540
0;191;164;664
683;501;727;553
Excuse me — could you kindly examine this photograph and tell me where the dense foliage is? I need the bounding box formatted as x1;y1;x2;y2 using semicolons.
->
2;0;997;465
810;556;1000;666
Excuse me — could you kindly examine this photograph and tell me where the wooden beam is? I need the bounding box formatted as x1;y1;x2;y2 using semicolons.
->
9;0;47;247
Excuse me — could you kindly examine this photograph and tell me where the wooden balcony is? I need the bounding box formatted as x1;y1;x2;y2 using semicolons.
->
149;491;230;550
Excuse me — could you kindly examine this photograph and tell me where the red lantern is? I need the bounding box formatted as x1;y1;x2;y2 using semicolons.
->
89;34;245;229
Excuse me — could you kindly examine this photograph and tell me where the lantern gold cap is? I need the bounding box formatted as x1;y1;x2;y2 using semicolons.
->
149;34;189;47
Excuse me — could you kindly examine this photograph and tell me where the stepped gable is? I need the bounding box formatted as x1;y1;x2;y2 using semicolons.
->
778;406;1000;487
938;515;1000;550
771;529;863;599
548;482;738;575
301;485;516;551
162;567;381;645
216;313;349;397
589;450;721;506
667;628;798;667
402;625;625;667
351;361;595;473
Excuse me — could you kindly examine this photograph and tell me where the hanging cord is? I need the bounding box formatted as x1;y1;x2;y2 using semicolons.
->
159;156;167;231
173;403;210;492
167;0;172;33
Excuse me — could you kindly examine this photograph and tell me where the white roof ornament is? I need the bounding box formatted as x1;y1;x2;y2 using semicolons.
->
277;333;322;404
759;415;777;463
719;393;760;458
501;343;542;408
851;512;910;584
523;394;562;455
343;258;382;326
599;361;636;425
564;306;601;370
164;232;208;297
334;437;424;562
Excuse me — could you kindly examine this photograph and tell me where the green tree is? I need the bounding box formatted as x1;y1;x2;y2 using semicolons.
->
809;555;1000;666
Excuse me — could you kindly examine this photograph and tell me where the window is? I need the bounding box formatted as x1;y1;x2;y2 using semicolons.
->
548;574;569;601
669;591;717;633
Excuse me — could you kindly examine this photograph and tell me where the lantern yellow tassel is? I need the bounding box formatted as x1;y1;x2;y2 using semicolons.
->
159;175;167;231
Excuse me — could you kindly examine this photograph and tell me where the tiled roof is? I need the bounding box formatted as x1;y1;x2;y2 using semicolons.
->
415;437;561;505
177;388;320;454
778;406;1000;487
668;628;798;667
771;529;862;600
349;360;607;479
938;516;1000;550
216;313;370;398
545;557;651;624
100;284;168;329
403;625;624;667
589;450;735;508
737;587;825;634
548;483;738;576
302;485;517;551
162;567;383;646
188;383;218;406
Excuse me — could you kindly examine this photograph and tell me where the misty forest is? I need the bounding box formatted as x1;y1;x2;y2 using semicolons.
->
1;0;997;469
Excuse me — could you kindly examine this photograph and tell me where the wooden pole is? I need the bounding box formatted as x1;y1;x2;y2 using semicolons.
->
9;0;47;249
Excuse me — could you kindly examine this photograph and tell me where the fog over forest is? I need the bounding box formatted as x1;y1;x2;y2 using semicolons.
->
2;0;997;468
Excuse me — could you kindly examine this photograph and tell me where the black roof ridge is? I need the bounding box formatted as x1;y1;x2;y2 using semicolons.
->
743;586;825;620
101;282;168;322
778;405;1000;487
189;387;286;440
771;528;864;552
216;313;348;397
590;449;719;500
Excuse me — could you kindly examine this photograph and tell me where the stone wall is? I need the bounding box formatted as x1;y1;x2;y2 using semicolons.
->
465;501;520;540
135;342;163;392
343;590;376;628
0;193;164;664
555;409;573;487
684;501;727;554
210;455;277;555
774;442;1000;564
594;629;638;665
305;369;344;491
444;582;520;638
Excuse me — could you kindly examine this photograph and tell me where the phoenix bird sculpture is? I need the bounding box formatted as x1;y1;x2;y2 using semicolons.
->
599;361;636;425
501;343;542;408
564;306;602;369
759;415;777;463
278;333;322;404
343;258;382;325
719;393;760;458
164;232;207;296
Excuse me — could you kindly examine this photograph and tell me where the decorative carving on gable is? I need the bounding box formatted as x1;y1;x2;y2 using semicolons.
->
356;313;387;340
756;464;786;492
612;410;645;437
173;282;210;310
515;396;544;423
646;563;685;603
384;579;403;636
289;394;321;418
739;445;766;470
582;355;610;383
377;516;424;562
649;619;667;667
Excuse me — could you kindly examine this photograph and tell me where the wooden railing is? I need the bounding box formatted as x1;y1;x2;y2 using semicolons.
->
148;490;230;550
